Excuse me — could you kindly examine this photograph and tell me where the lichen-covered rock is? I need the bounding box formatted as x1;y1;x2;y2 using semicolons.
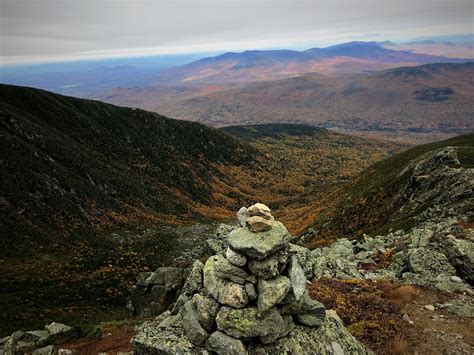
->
245;283;257;300
280;290;326;319
203;255;222;300
441;235;474;283
295;313;325;327
226;247;247;267
32;345;54;355
248;250;288;279
410;228;434;247
218;282;249;309
257;276;291;312
247;216;273;232
214;255;249;284
260;315;295;344
205;331;246;355
44;322;72;335
312;242;360;280
246;312;372;354
170;260;203;315
181;301;209;345
228;221;291;260
192;294;220;332
132;316;201;354
288;256;306;301
215;306;287;340
289;243;314;279
407;247;456;277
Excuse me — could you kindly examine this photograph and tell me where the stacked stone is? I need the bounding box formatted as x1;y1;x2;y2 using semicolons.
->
180;203;326;353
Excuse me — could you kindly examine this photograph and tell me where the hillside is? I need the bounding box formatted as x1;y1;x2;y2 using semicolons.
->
0;85;406;334
150;41;469;85
302;133;474;247
0;83;262;251
126;62;473;132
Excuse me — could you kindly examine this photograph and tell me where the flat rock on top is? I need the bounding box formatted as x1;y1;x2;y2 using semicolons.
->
228;221;290;260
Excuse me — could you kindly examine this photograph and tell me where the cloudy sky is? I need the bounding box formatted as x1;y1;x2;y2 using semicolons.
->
1;0;472;64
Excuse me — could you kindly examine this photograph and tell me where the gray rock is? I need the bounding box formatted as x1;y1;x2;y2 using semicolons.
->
215;306;286;339
228;221;290;260
410;228;434;247
407;248;456;277
181;300;209;345
248;250;288;279
205;331;246;355
246;216;273;232
45;322;72;335
295;313;325;327
132;316;200;354
288;256;306;302
257;276;291;312
245;283;257;301
289;243;314;279
170;259;204;314
32;345;55;355
260;315;295;344
214;255;249;284
246;314;371;354
441;235;474;283
130;266;187;316
158;314;181;328
203;255;223;300
218;282;249;309
192;293;220;332
237;207;250;227
312;241;360;280
281;290;326;319
225;247;247;267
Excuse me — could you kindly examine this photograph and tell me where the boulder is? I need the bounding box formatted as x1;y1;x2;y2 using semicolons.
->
281;290;326;320
257;276;291;312
203;255;222;300
192;293;220;332
246;313;371;354
214;255;249;284
248;250;289;279
130;267;187;316
32;345;55;355
170;260;203;315
441;235;474;283
410;228;434;247
206;331;246;355
225;247;247;267
215;306;287;339
132;317;200;354
181;300;209;345
288;256;306;302
260;315;295;344
218;282;249;309
45;322;72;335
407;248;456;277
228;221;290;260
247;216;273;232
289;243;314;279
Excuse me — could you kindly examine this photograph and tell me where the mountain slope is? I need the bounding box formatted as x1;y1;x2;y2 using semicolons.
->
302;133;474;247
151;41;470;85
0;84;261;253
140;62;474;132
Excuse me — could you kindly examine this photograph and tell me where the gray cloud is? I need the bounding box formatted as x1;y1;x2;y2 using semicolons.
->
1;0;472;64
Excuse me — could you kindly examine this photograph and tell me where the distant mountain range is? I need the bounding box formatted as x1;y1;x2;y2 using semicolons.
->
101;62;474;133
151;41;472;84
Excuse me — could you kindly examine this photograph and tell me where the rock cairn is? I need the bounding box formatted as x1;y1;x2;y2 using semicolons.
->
179;203;326;353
